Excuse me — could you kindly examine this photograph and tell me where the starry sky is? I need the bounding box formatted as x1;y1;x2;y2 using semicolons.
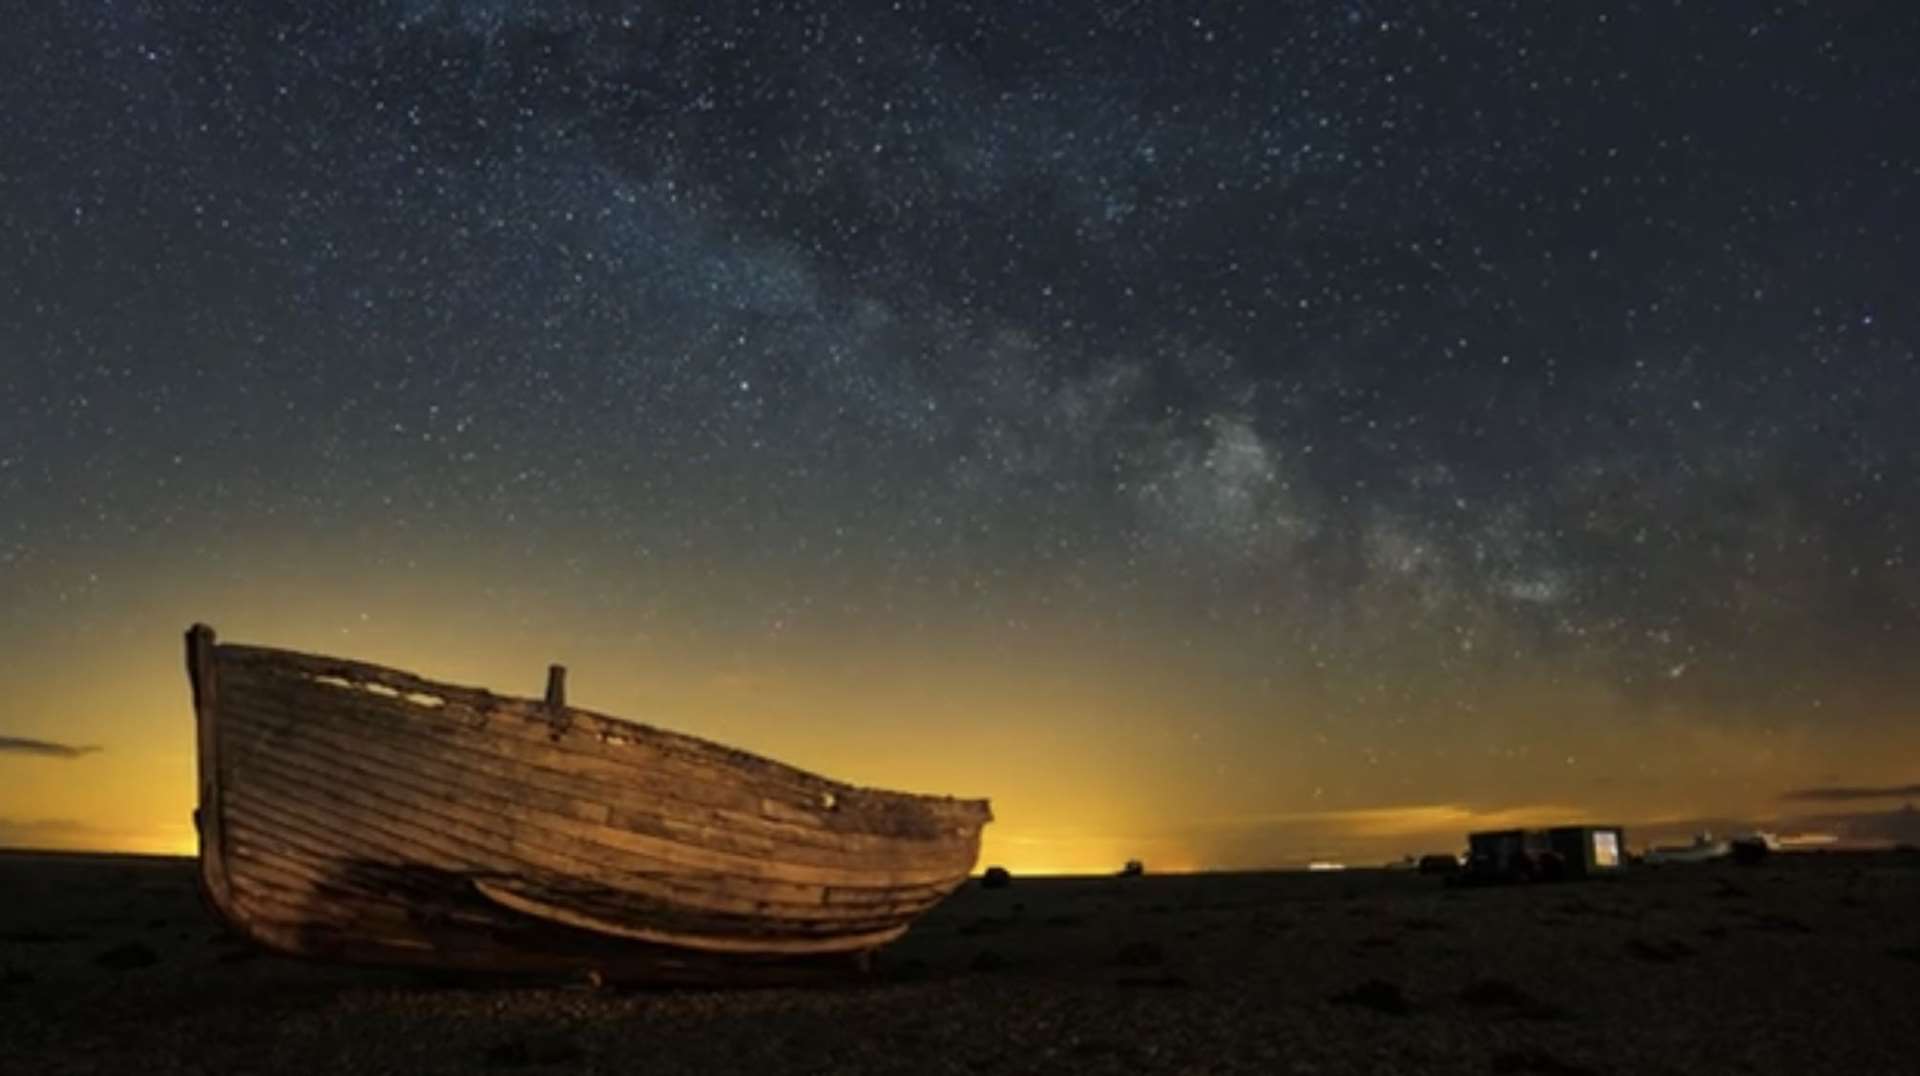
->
3;1;1917;869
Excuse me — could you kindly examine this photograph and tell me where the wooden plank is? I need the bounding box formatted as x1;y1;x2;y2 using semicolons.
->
222;675;983;859
225;825;512;929
230;702;774;855
224;783;416;871
219;661;878;828
473;881;911;955
519;879;919;938
224;767;957;934
224;722;927;896
226;676;972;857
223;686;979;871
215;645;991;828
226;879;433;945
228;815;926;941
225;785;949;939
221;685;981;884
222;749;956;923
226;780;471;873
222;667;812;819
227;855;418;931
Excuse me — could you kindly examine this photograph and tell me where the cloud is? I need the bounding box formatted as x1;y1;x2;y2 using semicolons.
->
1183;802;1589;841
0;736;101;759
0;817;194;856
1833;805;1920;844
1781;783;1920;803
0;817;102;845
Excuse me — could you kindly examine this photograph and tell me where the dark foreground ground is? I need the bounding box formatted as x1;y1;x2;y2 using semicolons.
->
3;850;1917;1075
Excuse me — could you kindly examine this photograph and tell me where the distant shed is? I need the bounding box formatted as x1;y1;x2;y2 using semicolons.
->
1465;825;1626;882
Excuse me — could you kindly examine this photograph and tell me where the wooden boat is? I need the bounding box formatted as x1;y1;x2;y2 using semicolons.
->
184;624;991;983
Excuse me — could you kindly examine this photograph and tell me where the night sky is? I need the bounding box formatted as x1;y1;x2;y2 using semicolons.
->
4;1;1917;869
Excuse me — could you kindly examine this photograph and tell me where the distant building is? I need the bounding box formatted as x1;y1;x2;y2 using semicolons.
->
1464;826;1626;882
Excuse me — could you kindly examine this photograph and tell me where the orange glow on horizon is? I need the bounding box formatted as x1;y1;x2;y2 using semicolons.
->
5;567;1919;870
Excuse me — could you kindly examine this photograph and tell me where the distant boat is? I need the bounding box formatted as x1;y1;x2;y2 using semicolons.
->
1644;832;1730;865
185;625;991;983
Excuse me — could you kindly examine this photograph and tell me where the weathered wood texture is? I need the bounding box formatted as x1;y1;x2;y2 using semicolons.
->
186;624;991;982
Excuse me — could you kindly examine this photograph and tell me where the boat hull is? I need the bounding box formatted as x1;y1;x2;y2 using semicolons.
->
186;625;990;982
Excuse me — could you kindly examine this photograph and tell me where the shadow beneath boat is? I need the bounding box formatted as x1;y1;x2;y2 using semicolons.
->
240;859;892;991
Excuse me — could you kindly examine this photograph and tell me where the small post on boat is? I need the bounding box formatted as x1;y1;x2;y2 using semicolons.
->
543;664;569;741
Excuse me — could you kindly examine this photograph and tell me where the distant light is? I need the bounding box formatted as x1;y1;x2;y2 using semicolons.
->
1307;861;1346;872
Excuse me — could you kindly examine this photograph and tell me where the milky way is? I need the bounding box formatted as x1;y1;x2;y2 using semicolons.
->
3;2;1917;865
